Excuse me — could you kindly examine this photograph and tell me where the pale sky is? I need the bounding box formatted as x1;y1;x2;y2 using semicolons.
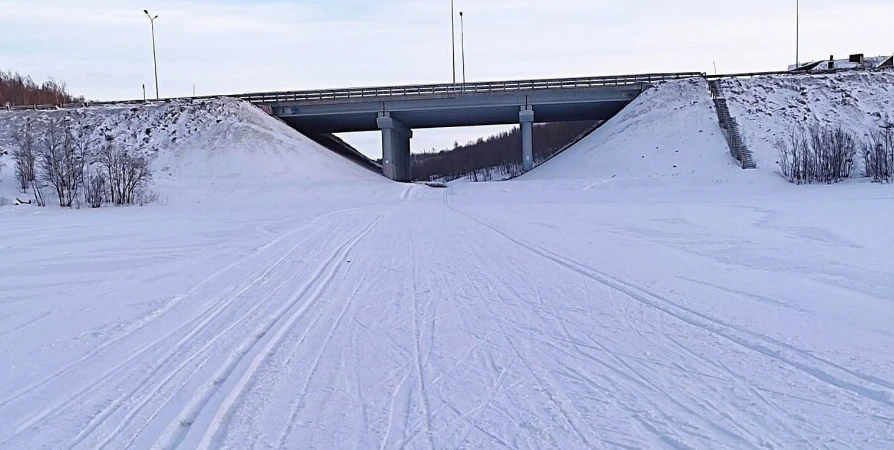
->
2;0;892;158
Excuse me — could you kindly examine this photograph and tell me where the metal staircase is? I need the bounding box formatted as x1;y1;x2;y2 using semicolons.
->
709;80;756;169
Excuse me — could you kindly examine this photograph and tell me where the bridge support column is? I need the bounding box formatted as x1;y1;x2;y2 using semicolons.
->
377;113;413;182
520;106;534;172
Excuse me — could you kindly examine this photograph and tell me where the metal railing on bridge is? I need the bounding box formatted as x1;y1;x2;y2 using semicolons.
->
235;72;705;104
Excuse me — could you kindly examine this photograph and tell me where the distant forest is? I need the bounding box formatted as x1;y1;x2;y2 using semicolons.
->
1;69;84;107
412;121;599;182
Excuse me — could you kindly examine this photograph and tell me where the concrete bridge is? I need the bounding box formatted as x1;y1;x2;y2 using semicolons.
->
236;73;703;181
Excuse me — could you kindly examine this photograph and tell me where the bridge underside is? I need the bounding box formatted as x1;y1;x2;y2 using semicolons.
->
273;85;645;181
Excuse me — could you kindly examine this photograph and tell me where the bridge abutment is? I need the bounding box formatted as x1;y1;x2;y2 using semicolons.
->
377;113;413;182
520;106;535;172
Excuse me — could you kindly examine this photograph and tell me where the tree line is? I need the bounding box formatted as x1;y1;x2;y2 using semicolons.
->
1;69;85;107
411;121;598;182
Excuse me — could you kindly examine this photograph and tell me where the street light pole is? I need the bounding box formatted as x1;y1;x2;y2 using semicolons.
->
460;11;466;85
144;10;160;99
451;0;456;84
795;0;801;69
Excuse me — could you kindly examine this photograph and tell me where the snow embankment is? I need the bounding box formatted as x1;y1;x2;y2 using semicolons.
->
525;78;742;181
722;70;894;171
0;98;383;206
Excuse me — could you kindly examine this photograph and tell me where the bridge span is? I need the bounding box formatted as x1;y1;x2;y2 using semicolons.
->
237;72;703;181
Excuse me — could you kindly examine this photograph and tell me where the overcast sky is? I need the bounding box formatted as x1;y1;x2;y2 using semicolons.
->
2;0;892;158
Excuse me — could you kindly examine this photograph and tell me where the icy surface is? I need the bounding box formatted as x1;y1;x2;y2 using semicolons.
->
2;81;894;449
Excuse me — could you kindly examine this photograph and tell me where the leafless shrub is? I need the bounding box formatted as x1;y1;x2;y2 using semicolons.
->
135;188;160;206
96;138;153;205
38;118;85;207
82;167;106;208
12;121;37;193
863;122;894;182
776;124;856;184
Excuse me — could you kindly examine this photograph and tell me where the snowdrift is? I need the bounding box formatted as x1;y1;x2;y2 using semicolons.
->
722;70;894;171
0;98;383;205
525;78;741;181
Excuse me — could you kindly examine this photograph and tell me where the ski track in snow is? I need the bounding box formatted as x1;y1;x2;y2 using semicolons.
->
2;182;894;449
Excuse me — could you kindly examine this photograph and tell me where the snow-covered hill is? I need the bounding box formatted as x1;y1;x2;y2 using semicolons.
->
0;98;383;206
722;70;894;172
527;70;894;183
526;78;744;181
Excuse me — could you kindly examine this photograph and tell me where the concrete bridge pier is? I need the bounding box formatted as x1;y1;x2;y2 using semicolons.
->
377;112;413;181
520;106;535;172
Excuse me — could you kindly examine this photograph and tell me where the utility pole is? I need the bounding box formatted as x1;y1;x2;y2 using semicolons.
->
142;83;146;102
451;0;456;84
144;10;160;99
460;11;466;85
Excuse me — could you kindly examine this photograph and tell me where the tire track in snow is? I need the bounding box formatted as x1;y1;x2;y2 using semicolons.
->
447;202;894;412
183;215;383;450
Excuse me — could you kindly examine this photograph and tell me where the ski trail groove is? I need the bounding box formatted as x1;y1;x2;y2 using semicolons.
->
4;218;338;446
81;223;341;450
187;215;383;450
447;201;894;411
274;268;372;449
0;209;355;414
405;233;436;450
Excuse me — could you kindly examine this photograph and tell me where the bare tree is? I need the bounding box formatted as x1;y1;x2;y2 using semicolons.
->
38;118;85;207
31;180;46;207
12;121;37;193
82;167;106;208
864;121;894;182
96;138;153;205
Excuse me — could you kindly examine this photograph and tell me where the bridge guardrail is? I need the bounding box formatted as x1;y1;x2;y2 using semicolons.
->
15;67;890;112
234;72;705;104
2;72;703;111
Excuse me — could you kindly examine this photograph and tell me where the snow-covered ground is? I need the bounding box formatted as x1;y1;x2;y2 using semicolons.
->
2;76;894;449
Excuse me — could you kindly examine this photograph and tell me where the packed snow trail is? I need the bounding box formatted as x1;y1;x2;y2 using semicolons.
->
2;180;894;449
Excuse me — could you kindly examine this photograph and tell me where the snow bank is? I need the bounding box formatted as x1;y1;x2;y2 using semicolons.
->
525;78;742;181
0;99;383;206
525;70;894;183
722;70;894;172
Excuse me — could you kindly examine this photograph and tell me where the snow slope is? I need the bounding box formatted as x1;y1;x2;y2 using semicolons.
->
526;78;744;181
722;70;894;173
0;99;383;206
